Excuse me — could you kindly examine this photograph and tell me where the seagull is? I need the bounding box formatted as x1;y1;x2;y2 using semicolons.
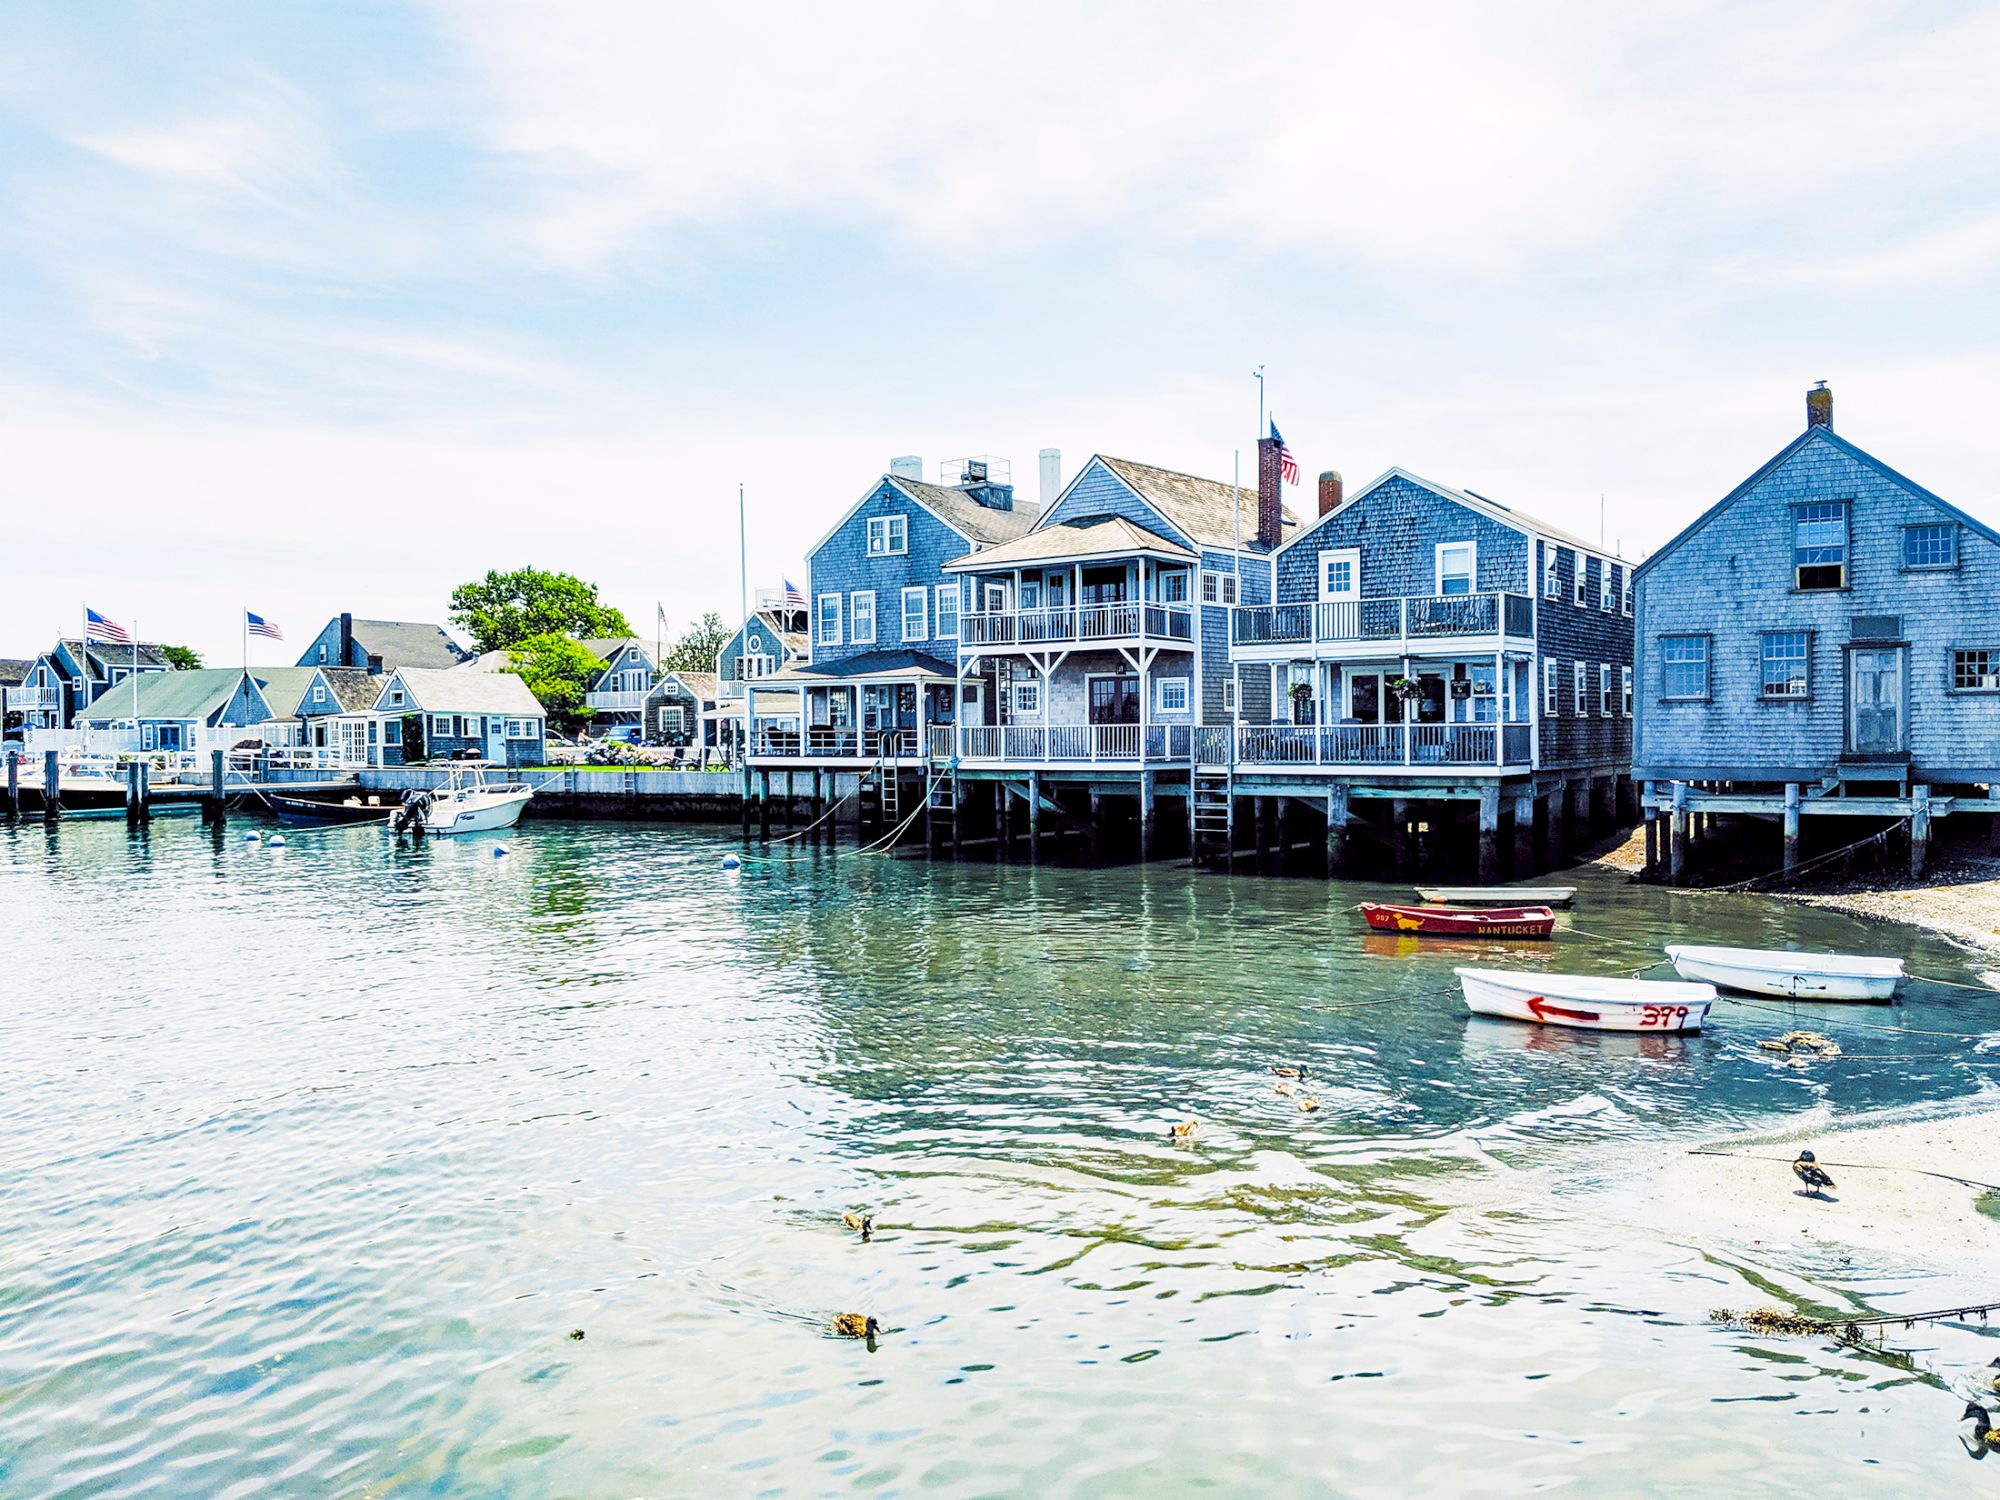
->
1792;1150;1836;1198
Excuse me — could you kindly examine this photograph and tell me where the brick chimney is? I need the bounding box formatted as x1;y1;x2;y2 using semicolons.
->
339;612;353;665
1256;438;1282;549
1318;469;1344;517
1806;381;1833;431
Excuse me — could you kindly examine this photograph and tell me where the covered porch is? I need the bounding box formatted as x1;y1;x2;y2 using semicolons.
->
747;651;952;764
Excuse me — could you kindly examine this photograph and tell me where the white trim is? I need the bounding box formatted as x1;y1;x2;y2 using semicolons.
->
1574;556;1592;609
934;583;959;640
849;590;877;646
1319;546;1360;603
1542;543;1562;600
1434;539;1476;596
803;474;981;562
1155;675;1190;713
866;514;909;557
1599;663;1612;717
900;585;928;642
816;593;842;647
1621;665;1633;716
1573;660;1587;715
1011;680;1041;716
1543;657;1559;716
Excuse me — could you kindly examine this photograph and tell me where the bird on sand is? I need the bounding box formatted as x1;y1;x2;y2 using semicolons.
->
841;1212;875;1242
1792;1150;1836;1197
832;1313;881;1340
1169;1119;1201;1142
1962;1401;1997;1458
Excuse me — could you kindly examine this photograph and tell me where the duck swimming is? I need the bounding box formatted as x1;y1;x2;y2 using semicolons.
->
1792;1150;1836;1197
1962;1401;1996;1457
1169;1119;1200;1142
1271;1064;1309;1081
832;1313;881;1340
841;1212;875;1241
1296;1095;1321;1114
1989;1357;2000;1395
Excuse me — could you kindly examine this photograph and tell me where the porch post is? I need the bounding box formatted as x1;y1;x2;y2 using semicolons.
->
1477;783;1500;884
1782;782;1801;875
1668;780;1688;885
1324;782;1349;878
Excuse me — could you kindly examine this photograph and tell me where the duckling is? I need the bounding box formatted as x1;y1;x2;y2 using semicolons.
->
1962;1400;1996;1458
1792;1150;1836;1197
1296;1095;1321;1114
1274;1079;1297;1097
832;1312;881;1340
1169;1118;1201;1142
1271;1064;1310;1081
1989;1356;2000;1395
841;1211;875;1242
567;1328;585;1341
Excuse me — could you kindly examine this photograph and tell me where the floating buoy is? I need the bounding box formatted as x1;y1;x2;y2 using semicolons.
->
243;831;261;842
492;845;509;858
267;834;286;847
721;853;742;870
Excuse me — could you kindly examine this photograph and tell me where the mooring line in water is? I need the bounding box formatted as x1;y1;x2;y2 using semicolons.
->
1718;994;1999;1041
1685;1147;2000;1194
1905;968;2000;993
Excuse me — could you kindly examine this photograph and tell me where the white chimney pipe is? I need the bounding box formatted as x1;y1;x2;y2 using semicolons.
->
889;455;923;481
1038;448;1061;510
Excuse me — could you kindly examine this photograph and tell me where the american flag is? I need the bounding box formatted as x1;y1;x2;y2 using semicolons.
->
85;606;132;645
782;578;807;610
1270;420;1299;487
246;610;283;640
657;602;668;631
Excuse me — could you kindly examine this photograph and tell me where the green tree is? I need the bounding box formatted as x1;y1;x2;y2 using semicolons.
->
665;611;732;674
160;644;202;670
448;567;632;654
505;632;604;724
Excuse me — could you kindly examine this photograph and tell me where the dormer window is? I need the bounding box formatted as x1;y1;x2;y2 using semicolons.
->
866;515;908;557
1793;501;1849;590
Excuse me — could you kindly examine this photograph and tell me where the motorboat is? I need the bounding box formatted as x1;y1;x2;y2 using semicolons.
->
1663;944;1903;1002
1456;966;1715;1032
1416;885;1577;908
1359;902;1556;939
389;767;532;836
11;752;131;814
269;792;392;828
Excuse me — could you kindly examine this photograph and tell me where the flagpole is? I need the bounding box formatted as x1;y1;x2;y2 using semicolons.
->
1254;365;1265;442
1232;451;1242;766
738;483;749;769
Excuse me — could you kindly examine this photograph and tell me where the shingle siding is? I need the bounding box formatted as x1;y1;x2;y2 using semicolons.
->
1277;477;1529;602
1535;540;1635;770
1042;462;1199;550
1635;427;2000;781
809;479;984;668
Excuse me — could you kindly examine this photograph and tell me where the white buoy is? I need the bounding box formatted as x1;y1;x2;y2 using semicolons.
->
721;853;741;870
267;834;286;847
243;831;261;842
492;844;509;858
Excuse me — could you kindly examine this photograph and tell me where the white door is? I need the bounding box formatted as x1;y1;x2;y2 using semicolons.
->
485;716;505;761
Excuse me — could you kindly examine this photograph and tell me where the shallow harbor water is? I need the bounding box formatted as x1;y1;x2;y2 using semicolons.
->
3;818;1998;1497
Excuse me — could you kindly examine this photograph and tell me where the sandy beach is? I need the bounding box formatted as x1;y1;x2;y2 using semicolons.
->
1781;854;2000;957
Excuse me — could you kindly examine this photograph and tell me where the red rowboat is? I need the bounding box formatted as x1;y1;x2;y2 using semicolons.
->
1358;902;1556;940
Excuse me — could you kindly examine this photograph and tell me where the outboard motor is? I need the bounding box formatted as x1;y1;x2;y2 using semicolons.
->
391;788;433;836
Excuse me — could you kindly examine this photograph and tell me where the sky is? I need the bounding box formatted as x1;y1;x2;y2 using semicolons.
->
3;1;1998;663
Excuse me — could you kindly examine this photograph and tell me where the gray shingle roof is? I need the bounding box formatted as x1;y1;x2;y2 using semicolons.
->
346;619;469;669
317;667;382;712
0;658;32;686
1095;457;1300;553
76;668;240;723
889;476;1042;546
244;668;323;720
378;667;544;716
58;639;173;673
945;516;1195;570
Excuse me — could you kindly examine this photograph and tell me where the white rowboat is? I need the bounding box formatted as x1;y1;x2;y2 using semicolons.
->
1457;966;1714;1032
1664;944;1903;1002
1417;885;1577;909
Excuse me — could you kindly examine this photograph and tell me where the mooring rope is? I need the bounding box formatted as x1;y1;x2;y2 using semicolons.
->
1717;993;1999;1040
1685;819;1910;894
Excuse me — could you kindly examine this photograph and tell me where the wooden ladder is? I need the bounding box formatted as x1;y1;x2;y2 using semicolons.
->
1191;770;1233;862
876;756;900;826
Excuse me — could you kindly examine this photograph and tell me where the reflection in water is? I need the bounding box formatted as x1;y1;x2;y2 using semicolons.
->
0;818;1995;1497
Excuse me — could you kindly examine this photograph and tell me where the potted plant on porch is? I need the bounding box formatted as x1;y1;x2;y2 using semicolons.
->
1288;679;1315;725
1387;676;1423;709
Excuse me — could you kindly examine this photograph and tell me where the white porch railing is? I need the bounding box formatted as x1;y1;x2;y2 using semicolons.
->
3;687;59;712
584;689;650;712
1214;721;1532;769
953;723;1192;763
1230;591;1535;648
959;602;1193;647
752;726;921;758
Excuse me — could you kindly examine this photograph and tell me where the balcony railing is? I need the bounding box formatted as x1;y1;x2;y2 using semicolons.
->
1198;721;1532;769
752;726;921;759
584;688;650;712
960;602;1193;648
951;723;1193;763
1230;591;1534;648
3;687;60;712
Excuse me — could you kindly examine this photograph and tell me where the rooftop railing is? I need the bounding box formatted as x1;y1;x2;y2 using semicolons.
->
959;602;1193;648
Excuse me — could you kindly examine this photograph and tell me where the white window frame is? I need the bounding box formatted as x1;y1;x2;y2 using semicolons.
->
901;586;928;642
431;714;454;739
1544;657;1560;715
1598;663;1612;716
865;514;908;557
1660;635;1710;701
1574;557;1592;608
1621;666;1633;716
310;682;326;705
1622;577;1634;617
817;593;842;647
1600;567;1615;612
505;718;530;738
849;590;876;646
1159;569;1188;604
1223;675;1237;713
1573;660;1588;715
1543;545;1563;601
1011;680;1041;716
983;582;1007;614
1434;541;1476;597
1319;547;1361;604
934;584;958;640
741;652;774;680
1155;676;1190;713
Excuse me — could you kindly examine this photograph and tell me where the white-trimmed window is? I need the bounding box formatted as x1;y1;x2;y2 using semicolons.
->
934;584;958;639
1011;680;1040;715
1574;557;1592;608
1660;635;1709;700
1904;522;1956;570
1156;676;1190;713
1160;570;1189;604
1954;650;2000;692
1600;567;1615;612
1598;664;1612;716
431;714;454;739
1201;571;1239;604
1543;546;1563;600
385;718;401;745
310;682;326;705
740;652;773;680
316;643;327;664
866;515;908;557
901;586;928;642
1573;660;1588;713
1544;657;1560;715
850;591;876;645
1621;666;1634;717
817;593;842;647
505;718;531;738
1435;541;1475;597
1622;576;1634;616
1224;675;1237;712
1760;631;1810;699
1320;550;1358;601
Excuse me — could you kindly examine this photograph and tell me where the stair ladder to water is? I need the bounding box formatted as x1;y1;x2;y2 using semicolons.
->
1191;770;1233;864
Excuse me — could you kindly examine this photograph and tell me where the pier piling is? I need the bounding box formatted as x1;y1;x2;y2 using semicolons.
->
43;750;59;823
1477;784;1500;884
1911;784;1932;878
5;749;16;819
208;749;226;824
1512;787;1537;877
1668;781;1688;884
1782;783;1801;875
1324;785;1349;879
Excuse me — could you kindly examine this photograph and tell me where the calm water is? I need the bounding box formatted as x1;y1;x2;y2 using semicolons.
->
4;817;1999;1497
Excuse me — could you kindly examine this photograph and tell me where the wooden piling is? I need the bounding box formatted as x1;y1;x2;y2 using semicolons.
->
1668;781;1688;884
1088;787;1103;864
1782;783;1801;875
1477;784;1501;884
1324;784;1349;879
43;750;59;823
758;769;771;840
1028;771;1042;859
1513;787;1538;877
5;749;17;818
1911;784;1932;878
209;749;226;824
1138;772;1156;862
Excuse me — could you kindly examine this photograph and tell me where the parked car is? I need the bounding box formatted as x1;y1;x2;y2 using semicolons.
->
601;724;644;746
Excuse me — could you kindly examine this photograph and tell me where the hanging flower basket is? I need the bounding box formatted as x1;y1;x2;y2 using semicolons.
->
1388;676;1423;706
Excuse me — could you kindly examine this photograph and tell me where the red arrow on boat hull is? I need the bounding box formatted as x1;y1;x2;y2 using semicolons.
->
1526;995;1601;1023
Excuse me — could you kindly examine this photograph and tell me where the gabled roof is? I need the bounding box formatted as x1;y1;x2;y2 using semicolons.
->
1093;456;1300;553
1634;423;2000;578
344;618;469;669
945;515;1195;571
658;670;718;703
244;667;322;720
76;667;240;723
315;667;383;712
0;658;32;686
1280;465;1624;562
56;639;173;674
763;648;955;683
806;473;1043;561
581;636;656;666
373;667;543;716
